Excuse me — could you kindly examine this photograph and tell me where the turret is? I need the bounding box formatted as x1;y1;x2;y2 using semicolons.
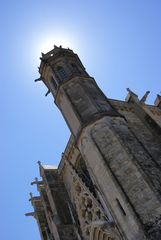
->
37;46;119;139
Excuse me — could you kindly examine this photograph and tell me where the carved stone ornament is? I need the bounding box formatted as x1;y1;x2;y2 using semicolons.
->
90;221;121;240
66;160;121;240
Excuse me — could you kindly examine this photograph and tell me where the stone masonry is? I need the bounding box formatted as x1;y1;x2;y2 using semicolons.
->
26;46;161;240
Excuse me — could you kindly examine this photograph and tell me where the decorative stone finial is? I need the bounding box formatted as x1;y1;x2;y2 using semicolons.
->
125;88;139;103
126;88;137;96
37;160;41;167
154;94;161;108
140;91;150;104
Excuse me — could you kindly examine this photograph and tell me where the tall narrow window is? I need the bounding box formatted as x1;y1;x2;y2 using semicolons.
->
75;156;96;196
50;76;57;91
116;198;126;216
57;66;67;80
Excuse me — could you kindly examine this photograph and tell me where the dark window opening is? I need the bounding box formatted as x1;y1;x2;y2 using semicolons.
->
57;66;67;80
50;76;57;90
116;198;126;216
75;156;96;197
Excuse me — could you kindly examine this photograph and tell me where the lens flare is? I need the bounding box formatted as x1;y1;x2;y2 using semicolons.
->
36;33;79;54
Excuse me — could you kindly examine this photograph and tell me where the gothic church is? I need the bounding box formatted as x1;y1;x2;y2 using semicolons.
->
26;46;161;240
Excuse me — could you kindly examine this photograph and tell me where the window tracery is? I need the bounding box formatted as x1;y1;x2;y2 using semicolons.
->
65;160;121;240
57;66;67;80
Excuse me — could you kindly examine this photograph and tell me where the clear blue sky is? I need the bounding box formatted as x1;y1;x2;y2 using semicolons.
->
1;0;161;239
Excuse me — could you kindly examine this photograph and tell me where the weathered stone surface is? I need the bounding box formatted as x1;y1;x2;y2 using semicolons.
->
28;46;161;240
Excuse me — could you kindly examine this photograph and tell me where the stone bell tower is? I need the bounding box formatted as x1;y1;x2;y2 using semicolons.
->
37;45;119;138
30;46;161;240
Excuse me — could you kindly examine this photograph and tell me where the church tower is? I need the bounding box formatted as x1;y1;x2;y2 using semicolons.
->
27;46;161;240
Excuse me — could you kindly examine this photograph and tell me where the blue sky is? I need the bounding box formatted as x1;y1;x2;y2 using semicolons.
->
1;0;161;239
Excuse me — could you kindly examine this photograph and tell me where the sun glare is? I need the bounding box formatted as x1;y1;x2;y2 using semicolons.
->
37;34;79;54
30;31;83;67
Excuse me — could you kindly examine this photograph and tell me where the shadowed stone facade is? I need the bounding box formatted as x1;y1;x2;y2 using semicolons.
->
26;46;161;240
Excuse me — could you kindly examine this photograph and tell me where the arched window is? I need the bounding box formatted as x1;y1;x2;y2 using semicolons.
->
57;66;67;80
